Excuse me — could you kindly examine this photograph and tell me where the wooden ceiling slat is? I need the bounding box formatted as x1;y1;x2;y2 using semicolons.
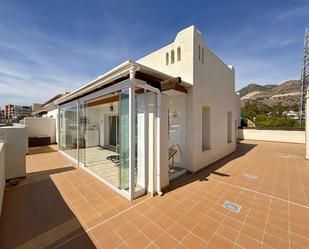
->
86;95;119;108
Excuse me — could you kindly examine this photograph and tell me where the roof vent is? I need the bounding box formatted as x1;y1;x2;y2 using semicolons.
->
223;201;241;213
244;173;257;180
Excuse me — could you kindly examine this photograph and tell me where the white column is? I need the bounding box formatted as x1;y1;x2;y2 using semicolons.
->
128;75;135;200
136;93;145;188
305;90;309;159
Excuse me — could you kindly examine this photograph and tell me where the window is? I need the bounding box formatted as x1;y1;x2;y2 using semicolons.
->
227;111;232;143
202;48;204;63
202;107;210;150
198;45;201;61
177;46;181;61
166;52;169;65
171;49;175;64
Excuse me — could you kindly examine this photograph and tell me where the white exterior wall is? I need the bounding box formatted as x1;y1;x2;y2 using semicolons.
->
46;109;59;144
0;143;5;217
138;26;194;84
0;126;27;179
139;25;238;173
24;117;57;144
190;30;237;171
238;129;305;144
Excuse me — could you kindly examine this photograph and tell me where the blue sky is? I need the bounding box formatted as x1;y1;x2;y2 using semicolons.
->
0;0;308;106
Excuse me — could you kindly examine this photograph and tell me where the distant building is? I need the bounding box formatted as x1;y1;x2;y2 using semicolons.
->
283;110;299;120
4;104;32;121
0;108;4;118
0;108;5;122
32;103;43;113
32;92;70;117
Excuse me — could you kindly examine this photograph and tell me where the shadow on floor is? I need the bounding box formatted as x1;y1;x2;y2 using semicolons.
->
27;145;58;155
0;166;96;249
167;142;257;192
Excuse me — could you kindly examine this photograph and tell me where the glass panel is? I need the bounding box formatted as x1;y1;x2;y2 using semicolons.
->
146;91;156;193
59;103;78;160
135;88;145;192
78;101;86;165
119;89;129;191
83;94;120;188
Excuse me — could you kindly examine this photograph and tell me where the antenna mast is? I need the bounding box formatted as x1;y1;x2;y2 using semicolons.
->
299;28;309;122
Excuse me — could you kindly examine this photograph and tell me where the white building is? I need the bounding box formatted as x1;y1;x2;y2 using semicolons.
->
41;26;240;200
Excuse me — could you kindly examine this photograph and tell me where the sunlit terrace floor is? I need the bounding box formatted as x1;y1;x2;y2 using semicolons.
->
0;141;309;248
78;146;120;187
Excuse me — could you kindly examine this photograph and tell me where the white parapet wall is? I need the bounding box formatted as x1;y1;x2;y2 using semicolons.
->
238;128;305;144
0;143;5;217
23;117;56;143
0;126;27;179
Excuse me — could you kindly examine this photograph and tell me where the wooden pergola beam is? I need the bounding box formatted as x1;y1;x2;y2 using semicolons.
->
161;77;187;94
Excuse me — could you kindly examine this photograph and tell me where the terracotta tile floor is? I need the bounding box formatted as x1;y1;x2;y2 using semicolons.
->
1;141;309;248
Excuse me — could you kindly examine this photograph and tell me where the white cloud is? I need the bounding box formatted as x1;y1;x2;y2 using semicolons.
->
0;14;137;106
275;5;309;21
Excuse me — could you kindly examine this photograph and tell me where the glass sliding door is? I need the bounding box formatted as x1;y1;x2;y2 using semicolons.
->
58;79;158;200
119;89;130;191
59;102;78;161
83;93;120;188
78;101;86;165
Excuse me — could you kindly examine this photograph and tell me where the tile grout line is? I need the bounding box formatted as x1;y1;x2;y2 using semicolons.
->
213;187;247;249
186;182;243;248
259;196;273;248
203;190;235;248
231;186;258;249
207;177;309;210
294;156;309;207
52;195;152;249
172;182;228;248
260;152;281;249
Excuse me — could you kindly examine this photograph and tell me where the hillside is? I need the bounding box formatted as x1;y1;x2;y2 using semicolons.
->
238;80;301;107
238;84;277;97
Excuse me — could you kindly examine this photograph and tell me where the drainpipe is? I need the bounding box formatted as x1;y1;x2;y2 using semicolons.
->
156;92;163;196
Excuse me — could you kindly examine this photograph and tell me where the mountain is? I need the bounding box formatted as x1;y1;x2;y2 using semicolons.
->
238;84;277;97
238;80;301;107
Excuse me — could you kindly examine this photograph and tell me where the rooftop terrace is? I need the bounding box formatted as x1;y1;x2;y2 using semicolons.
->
0;141;308;249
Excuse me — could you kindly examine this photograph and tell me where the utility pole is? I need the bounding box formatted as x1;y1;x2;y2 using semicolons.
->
299;28;309;123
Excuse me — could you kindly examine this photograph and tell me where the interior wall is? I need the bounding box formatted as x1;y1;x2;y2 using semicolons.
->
85;102;119;148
